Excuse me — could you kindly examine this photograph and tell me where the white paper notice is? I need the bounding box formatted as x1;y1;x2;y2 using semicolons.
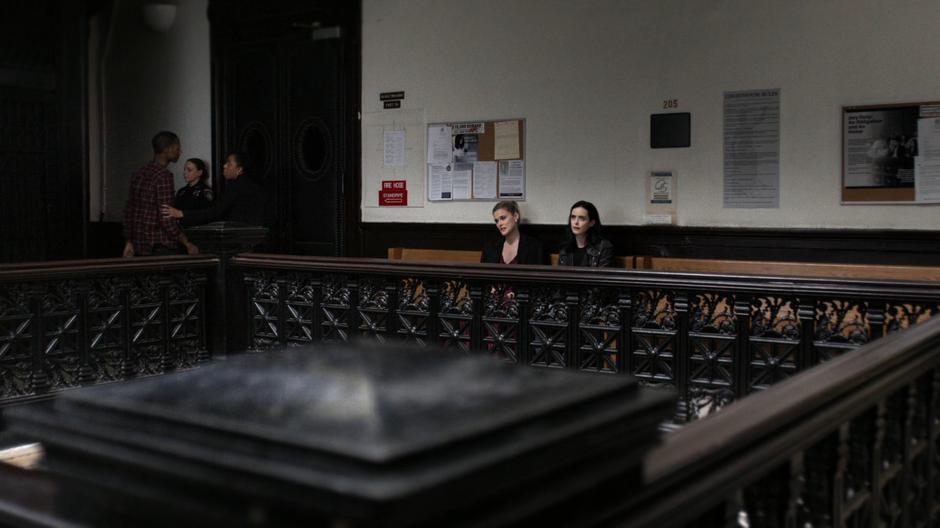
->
919;117;940;160
723;89;780;208
649;171;674;206
915;158;940;203
916;117;940;202
452;163;472;200
472;161;497;199
427;125;453;164
428;164;453;201
498;160;525;199
383;130;405;167
494;120;521;160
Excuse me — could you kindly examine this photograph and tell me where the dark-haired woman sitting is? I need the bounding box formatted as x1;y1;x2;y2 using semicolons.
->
558;200;613;267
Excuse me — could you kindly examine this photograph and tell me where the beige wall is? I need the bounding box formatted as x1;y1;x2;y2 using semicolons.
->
102;0;211;221
361;0;940;228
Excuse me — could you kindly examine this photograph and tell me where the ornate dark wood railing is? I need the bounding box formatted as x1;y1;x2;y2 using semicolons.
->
230;254;940;422
0;256;217;407
617;315;940;527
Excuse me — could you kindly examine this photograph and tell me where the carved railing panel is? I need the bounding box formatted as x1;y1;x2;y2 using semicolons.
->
128;275;166;377
232;255;940;425
482;283;520;363
815;298;870;362
167;272;206;369
528;286;568;369
579;287;623;374
284;273;316;347
398;278;429;346
749;295;801;392
632;289;677;384
86;277;127;383
358;277;390;344
246;271;280;351
885;301;939;333
320;274;350;343
39;281;83;390
438;279;472;353
0;257;214;407
0;283;37;398
687;292;736;419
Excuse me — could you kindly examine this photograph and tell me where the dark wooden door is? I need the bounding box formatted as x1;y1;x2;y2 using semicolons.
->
210;1;359;256
0;0;87;262
284;36;345;255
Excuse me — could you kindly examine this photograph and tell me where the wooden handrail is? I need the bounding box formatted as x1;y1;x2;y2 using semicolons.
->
232;253;940;301
639;256;940;282
618;315;940;527
0;255;219;280
649;314;940;479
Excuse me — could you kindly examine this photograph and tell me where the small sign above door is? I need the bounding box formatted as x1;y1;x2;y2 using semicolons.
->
380;91;405;101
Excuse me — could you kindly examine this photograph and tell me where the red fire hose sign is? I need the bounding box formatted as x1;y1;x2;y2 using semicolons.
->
379;180;408;206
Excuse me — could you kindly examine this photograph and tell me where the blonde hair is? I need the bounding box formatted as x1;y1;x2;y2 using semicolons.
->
492;200;520;216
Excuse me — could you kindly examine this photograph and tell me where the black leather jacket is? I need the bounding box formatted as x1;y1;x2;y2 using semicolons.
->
558;237;614;267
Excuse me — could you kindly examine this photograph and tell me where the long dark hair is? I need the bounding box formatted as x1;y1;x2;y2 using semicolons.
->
562;200;602;249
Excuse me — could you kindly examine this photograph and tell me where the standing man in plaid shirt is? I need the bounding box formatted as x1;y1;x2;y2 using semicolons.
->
122;131;198;257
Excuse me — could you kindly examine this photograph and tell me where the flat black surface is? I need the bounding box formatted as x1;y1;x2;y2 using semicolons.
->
54;346;640;462
7;342;673;526
650;112;691;148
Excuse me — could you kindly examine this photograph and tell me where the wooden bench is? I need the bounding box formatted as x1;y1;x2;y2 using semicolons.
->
389;247;635;268
387;248;940;280
387;247;482;263
548;254;635;268
637;256;940;281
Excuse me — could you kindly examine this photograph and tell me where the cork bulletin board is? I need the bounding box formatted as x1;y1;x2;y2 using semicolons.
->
425;118;526;201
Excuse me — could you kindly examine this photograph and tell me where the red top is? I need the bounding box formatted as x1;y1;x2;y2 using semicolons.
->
123;161;183;255
501;255;519;265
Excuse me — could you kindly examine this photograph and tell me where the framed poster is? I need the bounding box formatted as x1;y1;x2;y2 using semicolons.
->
842;102;940;203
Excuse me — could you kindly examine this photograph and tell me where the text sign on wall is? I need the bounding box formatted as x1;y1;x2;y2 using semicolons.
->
379;180;408;206
723;89;780;208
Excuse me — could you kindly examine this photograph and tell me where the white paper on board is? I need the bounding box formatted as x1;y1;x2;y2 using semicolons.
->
427;125;453;164
472;161;497;199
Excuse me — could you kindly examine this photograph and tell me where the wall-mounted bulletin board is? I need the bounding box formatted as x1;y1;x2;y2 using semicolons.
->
842;102;940;204
426;118;526;201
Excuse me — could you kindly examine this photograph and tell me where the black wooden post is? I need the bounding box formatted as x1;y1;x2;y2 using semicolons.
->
184;222;267;356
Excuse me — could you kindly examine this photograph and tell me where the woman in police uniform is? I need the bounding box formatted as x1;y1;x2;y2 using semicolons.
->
174;158;214;213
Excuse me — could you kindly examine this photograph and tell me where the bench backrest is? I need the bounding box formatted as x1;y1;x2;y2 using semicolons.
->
388;247;482;263
388;248;635;268
548;253;635;268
